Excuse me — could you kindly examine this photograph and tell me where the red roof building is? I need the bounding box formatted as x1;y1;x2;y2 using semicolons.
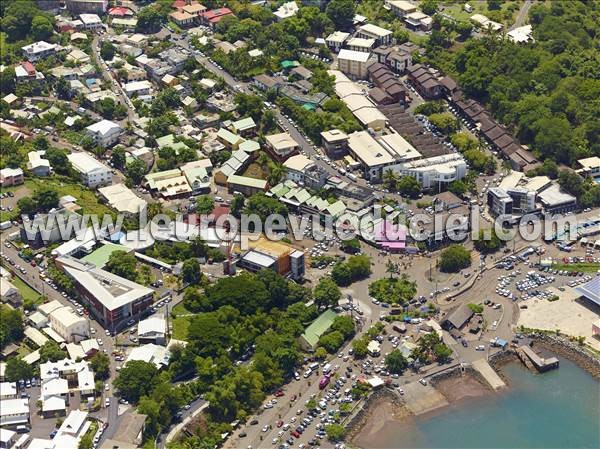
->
22;61;36;76
108;7;133;17
199;8;233;26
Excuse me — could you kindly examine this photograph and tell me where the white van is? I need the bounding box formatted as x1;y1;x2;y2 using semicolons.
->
15;434;30;449
347;173;357;182
309;362;319;371
322;363;332;374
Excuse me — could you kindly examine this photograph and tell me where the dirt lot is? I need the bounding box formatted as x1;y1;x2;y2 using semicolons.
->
518;286;600;350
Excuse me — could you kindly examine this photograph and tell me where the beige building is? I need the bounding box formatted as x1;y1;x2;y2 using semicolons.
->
337;49;373;80
48;306;90;343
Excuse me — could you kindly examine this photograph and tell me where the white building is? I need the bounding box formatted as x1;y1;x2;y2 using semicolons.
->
98;183;147;215
347;131;395;181
125;344;169;369
357;23;393;46
325;31;350;52
273;1;299;21
0;398;29;426
347;37;375;53
85;119;122;147
392;153;467;190
28;150;52;176
79;14;103;31
22;41;57;62
0;382;17;400
48;306;90;343
67;152;112;188
123;80;152;98
137;316;167;345
387;0;418;17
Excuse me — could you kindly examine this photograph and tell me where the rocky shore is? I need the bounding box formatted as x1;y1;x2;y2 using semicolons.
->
530;334;600;379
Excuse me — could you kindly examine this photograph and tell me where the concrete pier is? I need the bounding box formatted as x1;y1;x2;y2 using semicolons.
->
517;345;559;372
472;359;507;390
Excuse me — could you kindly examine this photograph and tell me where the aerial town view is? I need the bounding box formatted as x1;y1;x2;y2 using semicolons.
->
0;1;599;449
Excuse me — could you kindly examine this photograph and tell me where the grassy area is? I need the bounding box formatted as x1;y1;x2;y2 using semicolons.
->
440;1;521;26
25;178;115;218
172;315;191;340
242;163;267;180
172;302;193;316
552;263;600;273
10;276;43;304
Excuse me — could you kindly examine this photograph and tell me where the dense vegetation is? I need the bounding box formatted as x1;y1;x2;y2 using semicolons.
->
439;244;472;273
430;2;599;166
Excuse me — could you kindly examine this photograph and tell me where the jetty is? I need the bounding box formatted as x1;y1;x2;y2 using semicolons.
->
472;359;506;390
517;345;559;372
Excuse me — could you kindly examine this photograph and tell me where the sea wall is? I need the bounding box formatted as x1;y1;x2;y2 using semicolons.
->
530;333;600;378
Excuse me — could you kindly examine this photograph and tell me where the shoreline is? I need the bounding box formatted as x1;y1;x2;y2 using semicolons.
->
347;337;599;448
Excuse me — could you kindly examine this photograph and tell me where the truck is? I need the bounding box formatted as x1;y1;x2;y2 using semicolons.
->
322;363;332;374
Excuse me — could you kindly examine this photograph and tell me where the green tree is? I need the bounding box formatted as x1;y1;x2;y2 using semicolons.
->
126;158;147;185
313;277;341;309
352;338;368;358
31;15;53;40
385;349;408;374
111;147;126;170
89;352;110;380
33;187;59;212
105;250;138;281
331;262;352;286
396;176;421;198
325;423;345;441
100;41;116;61
439;245;471;273
181;258;201;285
428;112;460;134
136;6;164;33
0;305;23;350
318;331;344;353
326;0;355;30
4;357;33;382
39;341;67;363
17;197;37;217
474;228;503;253
114;360;158;403
195;195;215;215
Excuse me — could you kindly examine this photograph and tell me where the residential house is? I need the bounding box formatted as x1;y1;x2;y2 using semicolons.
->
325;31;350;52
22;41;57;61
48;306;90;343
265;132;300;161
0;168;24;187
356;24;393;46
321;129;349;159
27;150;51;176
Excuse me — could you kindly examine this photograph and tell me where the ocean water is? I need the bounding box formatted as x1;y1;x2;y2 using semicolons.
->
369;358;599;449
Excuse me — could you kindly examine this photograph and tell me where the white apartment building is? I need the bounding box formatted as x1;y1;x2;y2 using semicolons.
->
48;306;90;343
0;398;29;426
79;14;103;31
325;31;350;52
22;41;57;62
67;152;112;188
357;23;393;46
85;119;122;147
393;153;467;190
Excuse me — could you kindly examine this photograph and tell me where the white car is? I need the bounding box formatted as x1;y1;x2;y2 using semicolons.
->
105;384;109;391
105;398;110;406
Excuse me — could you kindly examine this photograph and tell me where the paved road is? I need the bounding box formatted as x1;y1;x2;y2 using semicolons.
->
0;235;120;432
91;35;138;125
511;0;533;30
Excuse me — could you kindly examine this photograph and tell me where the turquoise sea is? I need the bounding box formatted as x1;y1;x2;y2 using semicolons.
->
366;358;599;449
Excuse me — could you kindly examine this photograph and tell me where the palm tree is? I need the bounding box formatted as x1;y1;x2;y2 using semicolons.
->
257;151;270;168
385;259;399;279
268;162;287;185
383;169;398;190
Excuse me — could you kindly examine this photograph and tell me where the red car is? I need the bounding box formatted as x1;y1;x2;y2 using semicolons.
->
276;420;283;428
290;394;297;402
291;431;301;439
274;390;284;397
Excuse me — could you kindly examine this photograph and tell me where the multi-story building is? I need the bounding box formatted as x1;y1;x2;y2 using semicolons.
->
337;49;373;80
283;154;327;188
325;31;350;52
48;306;90;343
65;0;108;15
356;24;393;46
22;41;57;62
85;119;122;147
67;152;112;188
0;168;24;187
55;256;154;332
321;129;349;159
487;187;513;216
